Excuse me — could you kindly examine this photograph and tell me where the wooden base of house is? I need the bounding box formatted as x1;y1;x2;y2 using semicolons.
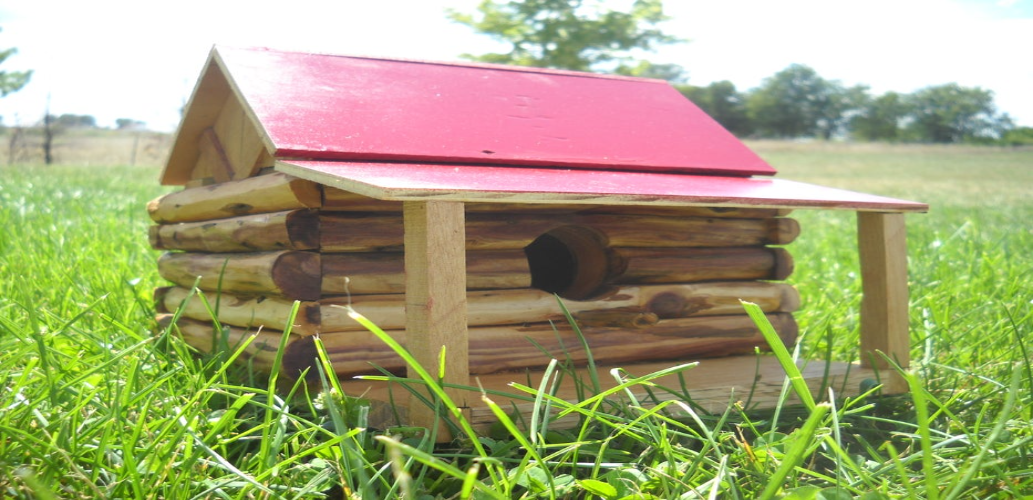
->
337;356;881;436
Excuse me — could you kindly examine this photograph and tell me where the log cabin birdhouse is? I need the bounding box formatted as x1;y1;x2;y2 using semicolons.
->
151;46;927;435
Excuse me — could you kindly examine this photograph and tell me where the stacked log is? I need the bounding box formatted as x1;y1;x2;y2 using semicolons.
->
151;173;802;381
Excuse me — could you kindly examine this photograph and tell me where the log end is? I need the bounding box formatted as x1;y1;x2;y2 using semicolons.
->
288;178;323;209
272;251;322;301
284;210;321;250
153;286;173;313
779;285;802;313
148;225;165;250
773;313;800;348
767;217;801;245
146;194;169;223
771;248;795;281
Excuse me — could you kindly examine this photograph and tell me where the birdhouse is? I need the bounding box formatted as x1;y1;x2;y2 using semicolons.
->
150;46;927;436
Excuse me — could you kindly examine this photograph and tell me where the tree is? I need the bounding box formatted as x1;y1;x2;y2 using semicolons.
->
54;114;98;128
815;84;868;140
448;0;683;75
746;64;863;139
677;81;753;137
849;91;909;142
905;84;1012;143
1;28;32;97
1000;126;1033;146
116;118;146;130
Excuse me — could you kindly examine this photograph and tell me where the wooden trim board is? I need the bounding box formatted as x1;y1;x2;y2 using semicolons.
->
339;357;882;435
858;212;911;393
276;160;928;213
403;201;470;436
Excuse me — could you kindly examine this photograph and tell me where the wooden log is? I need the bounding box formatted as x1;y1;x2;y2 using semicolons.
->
149;210;319;252
322;187;404;212
159;246;792;301
281;313;798;378
159;280;798;335
320;246;792;296
574;308;659;329
158;250;321;300
322;282;797;331
321;250;532;295
323;187;791;219
612;247;794;285
157;314;295;373
319;212;799;252
158;286;322;336
147;172;321;223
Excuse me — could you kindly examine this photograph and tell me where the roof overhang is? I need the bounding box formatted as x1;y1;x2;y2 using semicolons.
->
276;160;929;213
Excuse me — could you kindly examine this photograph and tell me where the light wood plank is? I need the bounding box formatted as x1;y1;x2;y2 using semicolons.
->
212;91;266;180
195;127;235;183
277;160;929;213
339;357;880;435
162;55;232;185
858;212;910;393
403;201;470;437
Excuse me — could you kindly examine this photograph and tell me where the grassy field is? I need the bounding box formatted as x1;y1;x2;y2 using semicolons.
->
0;142;1030;498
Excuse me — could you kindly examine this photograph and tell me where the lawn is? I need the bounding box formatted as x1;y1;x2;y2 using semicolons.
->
0;142;1030;498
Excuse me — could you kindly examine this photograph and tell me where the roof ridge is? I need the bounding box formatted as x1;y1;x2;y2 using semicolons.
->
214;44;670;84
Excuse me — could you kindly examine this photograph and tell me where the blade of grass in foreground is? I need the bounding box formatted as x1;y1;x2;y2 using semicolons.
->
335;306;496;469
757;402;831;500
742;300;816;410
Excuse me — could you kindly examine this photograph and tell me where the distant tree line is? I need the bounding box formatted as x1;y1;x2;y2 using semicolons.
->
451;1;1029;146
677;64;1027;145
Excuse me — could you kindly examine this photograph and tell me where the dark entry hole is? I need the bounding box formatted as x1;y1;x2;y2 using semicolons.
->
524;226;613;300
525;233;577;295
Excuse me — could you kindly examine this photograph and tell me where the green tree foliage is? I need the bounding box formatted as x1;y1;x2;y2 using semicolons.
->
53;114;97;128
676;81;753;136
448;0;683;74
816;84;869;140
850;91;909;142
904;84;1012;143
116;118;146;130
1;28;32;97
746;64;864;139
1000;126;1033;146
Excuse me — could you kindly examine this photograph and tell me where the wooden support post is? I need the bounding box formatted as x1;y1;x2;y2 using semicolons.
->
403;201;470;438
857;212;910;393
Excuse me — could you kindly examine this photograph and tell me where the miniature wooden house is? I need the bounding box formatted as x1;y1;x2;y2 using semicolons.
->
151;46;926;433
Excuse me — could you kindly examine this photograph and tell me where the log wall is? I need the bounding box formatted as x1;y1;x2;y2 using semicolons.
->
150;170;803;379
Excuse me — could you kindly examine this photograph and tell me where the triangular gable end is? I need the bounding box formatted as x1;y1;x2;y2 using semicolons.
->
161;49;275;185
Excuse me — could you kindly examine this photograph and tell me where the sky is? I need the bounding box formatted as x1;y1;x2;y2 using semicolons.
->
1;0;1031;132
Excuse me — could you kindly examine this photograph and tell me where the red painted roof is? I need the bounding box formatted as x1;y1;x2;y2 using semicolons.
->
215;46;774;176
277;160;929;212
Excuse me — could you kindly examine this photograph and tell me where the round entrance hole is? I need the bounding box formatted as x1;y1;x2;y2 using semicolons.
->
524;225;615;300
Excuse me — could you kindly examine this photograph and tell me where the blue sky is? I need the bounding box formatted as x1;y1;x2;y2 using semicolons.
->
1;0;1030;131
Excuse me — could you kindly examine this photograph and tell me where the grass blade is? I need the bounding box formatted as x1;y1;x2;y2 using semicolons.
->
742;300;816;410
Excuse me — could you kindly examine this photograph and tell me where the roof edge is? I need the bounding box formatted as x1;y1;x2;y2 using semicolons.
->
214;44;672;85
276;159;929;213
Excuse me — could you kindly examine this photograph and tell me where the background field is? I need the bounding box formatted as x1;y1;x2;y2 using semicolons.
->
0;139;1030;498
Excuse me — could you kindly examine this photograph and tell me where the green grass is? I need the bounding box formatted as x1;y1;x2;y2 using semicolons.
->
1;143;1031;498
